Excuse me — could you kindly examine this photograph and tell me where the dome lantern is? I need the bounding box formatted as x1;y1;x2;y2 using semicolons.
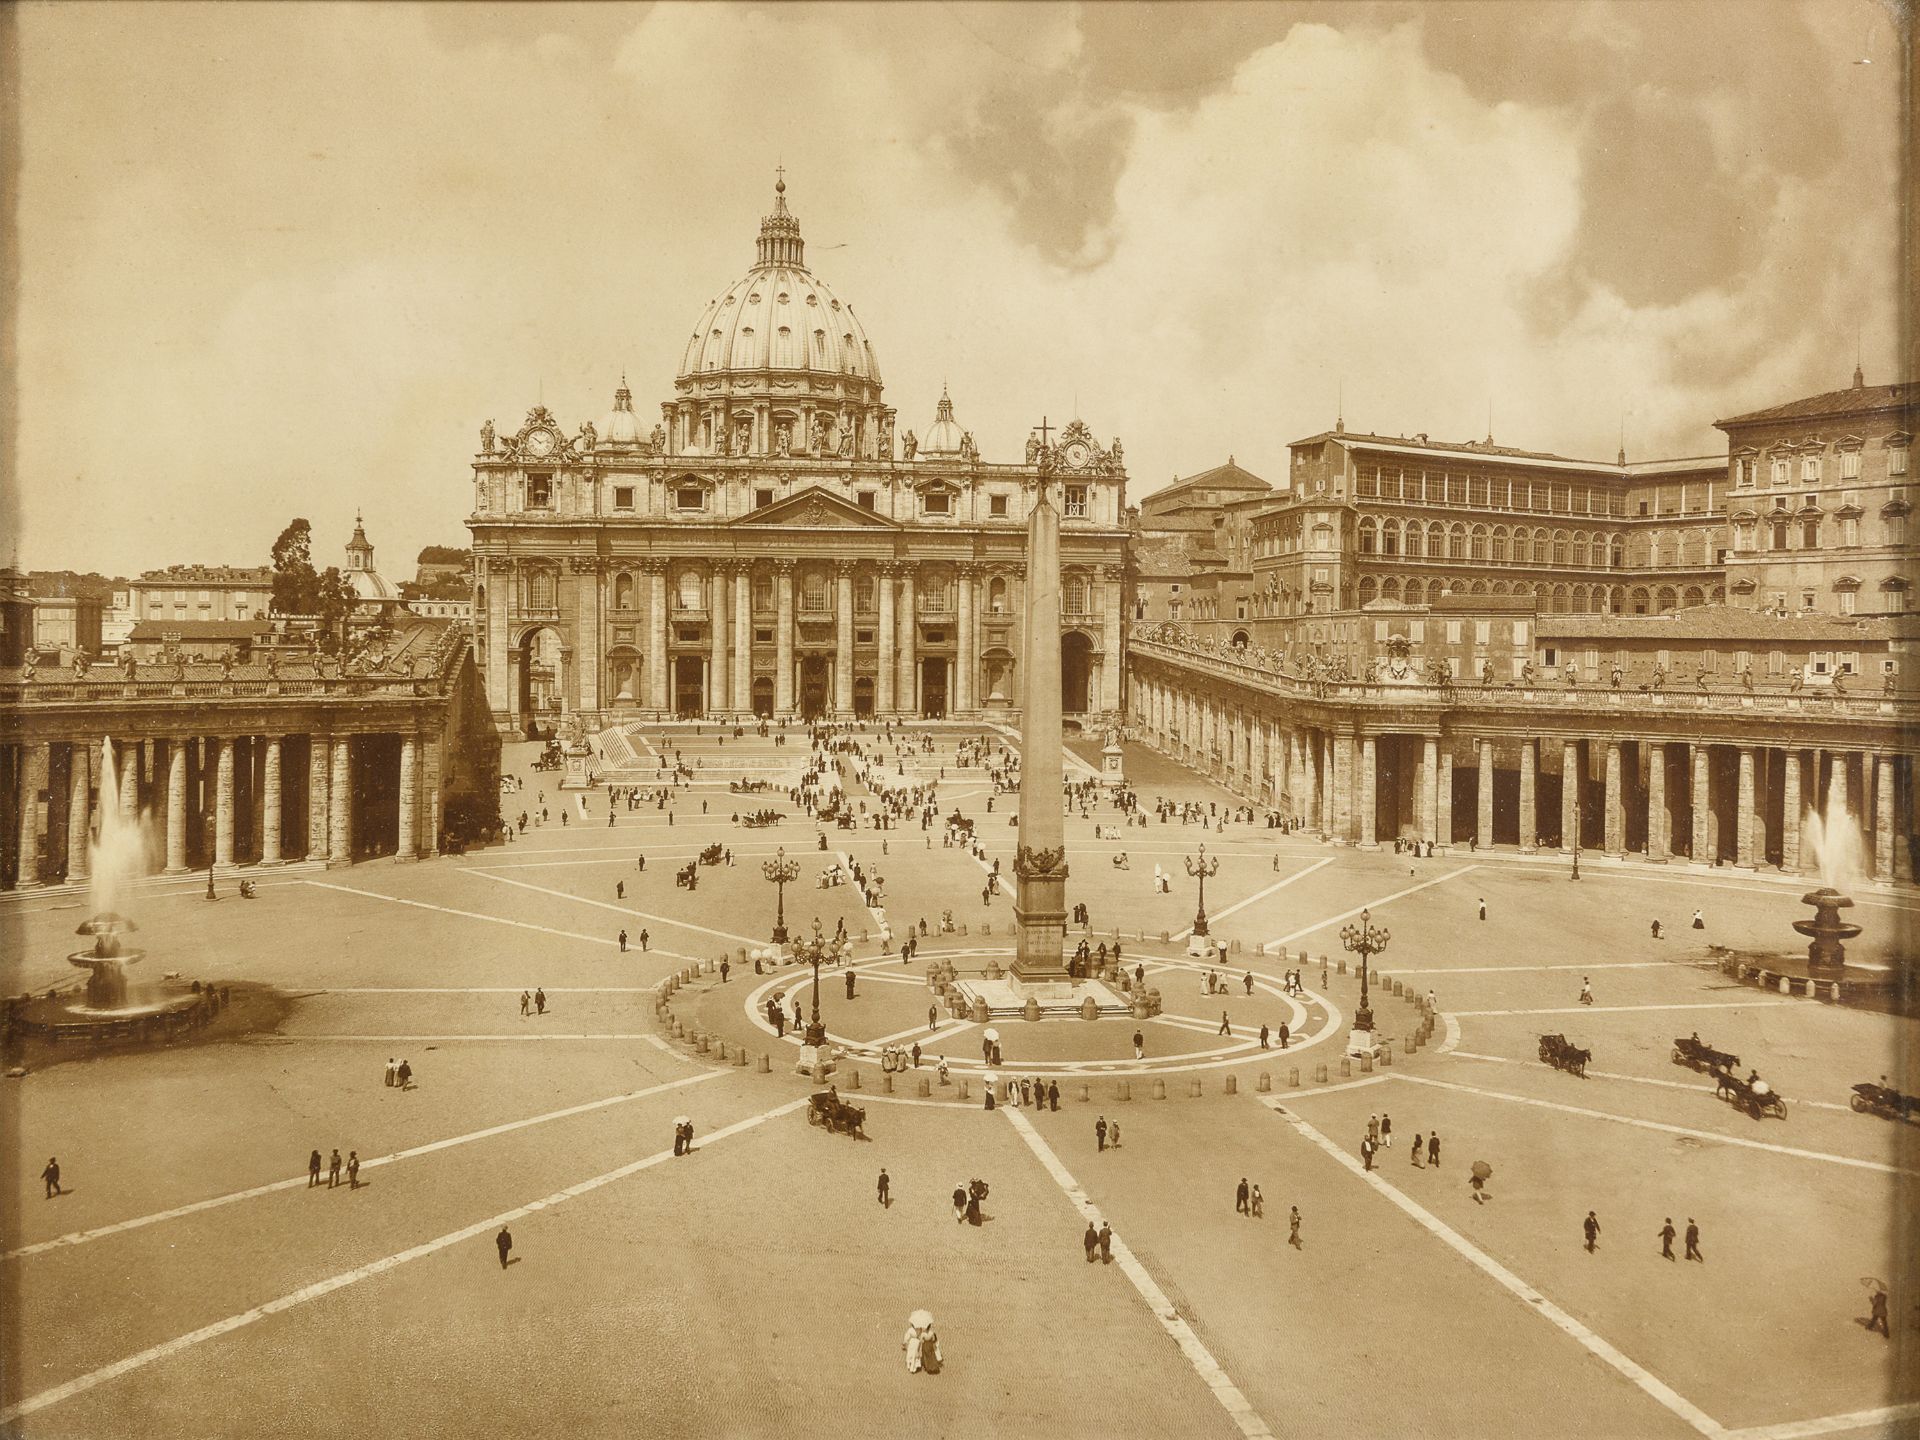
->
755;173;804;270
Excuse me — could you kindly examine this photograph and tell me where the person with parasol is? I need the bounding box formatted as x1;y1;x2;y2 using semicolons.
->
902;1310;943;1374
1470;1160;1493;1204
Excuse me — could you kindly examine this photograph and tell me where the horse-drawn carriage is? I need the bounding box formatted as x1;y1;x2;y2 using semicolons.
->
1850;1080;1919;1122
808;1087;866;1137
1713;1069;1786;1120
697;842;725;866
729;778;774;794
1538;1033;1590;1076
738;809;784;829
1672;1034;1739;1074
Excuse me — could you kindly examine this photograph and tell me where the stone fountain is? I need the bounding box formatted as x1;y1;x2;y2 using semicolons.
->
68;911;145;1010
1793;887;1862;976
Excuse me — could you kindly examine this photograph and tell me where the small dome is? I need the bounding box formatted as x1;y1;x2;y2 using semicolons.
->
347;568;400;603
920;384;964;456
675;178;881;390
599;376;641;445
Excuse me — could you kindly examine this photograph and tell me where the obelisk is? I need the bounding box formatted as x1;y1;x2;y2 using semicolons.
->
1012;480;1071;983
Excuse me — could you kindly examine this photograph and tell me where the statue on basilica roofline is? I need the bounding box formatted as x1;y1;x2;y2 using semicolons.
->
879;414;895;458
576;421;597;453
1111;438;1123;467
1026;434;1042;464
903;429;918;461
960;431;976;461
838;422;854;459
809;413;828;454
480;419;495;454
650;423;666;453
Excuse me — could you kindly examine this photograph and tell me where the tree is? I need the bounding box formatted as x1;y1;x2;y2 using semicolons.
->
270;519;320;615
315;567;354;653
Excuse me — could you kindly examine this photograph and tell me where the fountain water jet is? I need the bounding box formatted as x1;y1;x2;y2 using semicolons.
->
64;739;158;1013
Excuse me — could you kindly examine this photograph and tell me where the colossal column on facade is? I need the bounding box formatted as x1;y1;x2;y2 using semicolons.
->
1781;748;1804;873
308;736;331;861
733;568;752;711
1422;736;1440;846
774;561;796;714
1603;740;1624;856
956;564;976;714
67;741;92;883
1735;747;1758;868
709;564;730;714
1875;753;1896;879
833;560;855;715
262;736;283;864
1437;745;1454;847
896;564;917;714
876;564;897;715
1332;733;1354;841
1477;739;1495;847
214;737;236;869
166;740;189;873
645;561;669;715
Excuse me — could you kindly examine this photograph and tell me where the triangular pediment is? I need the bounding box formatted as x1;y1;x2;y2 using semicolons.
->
732;485;899;529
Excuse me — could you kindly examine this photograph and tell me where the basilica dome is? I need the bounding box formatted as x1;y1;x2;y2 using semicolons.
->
675;179;882;392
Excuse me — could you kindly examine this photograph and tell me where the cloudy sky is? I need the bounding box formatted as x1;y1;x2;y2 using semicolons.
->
7;0;1906;578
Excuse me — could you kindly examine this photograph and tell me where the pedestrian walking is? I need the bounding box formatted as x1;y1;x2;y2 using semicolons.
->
1108;1120;1120;1148
1411;1132;1424;1166
1478;898;1487;920
1250;1184;1263;1218
1684;1218;1702;1262
41;1157;61;1198
1097;1222;1113;1263
347;1150;360;1189
1048;1080;1060;1111
1578;976;1593;1006
1259;1024;1270;1050
1096;1116;1108;1152
1381;1113;1393;1149
877;1168;891;1208
912;1042;922;1069
519;990;531;1016
309;1149;323;1188
496;1225;513;1269
1691;909;1704;930
1367;1114;1379;1145
1217;1011;1231;1037
616;880;625;899
619;929;628;952
535;988;547;1015
1236;1177;1250;1214
929;1004;939;1032
1289;1206;1302;1248
1243;971;1254;995
720;958;730;983
328;1149;342;1188
1361;1137;1375;1171
1584;1210;1601;1252
1659;1217;1677;1260
1084;1222;1099;1263
384;1057;397;1087
397;1059;412;1089
1133;1029;1145;1060
639;928;650;951
1428;1132;1440;1167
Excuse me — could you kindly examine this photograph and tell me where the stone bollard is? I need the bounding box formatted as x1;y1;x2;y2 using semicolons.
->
1079;1083;1091;1103
1338;958;1348;974
1289;1067;1300;1088
1024;996;1042;1022
917;1076;931;1097
1360;1053;1373;1072
981;923;991;935
1340;1057;1352;1077
1153;1078;1167;1100
1119;1080;1132;1102
697;1034;710;1053
1081;997;1099;1021
758;1053;771;1073
959;1079;970;1102
848;1068;861;1090
1257;1071;1272;1092
1315;1063;1328;1084
737;1049;749;1067
716;1041;728;1061
1159;930;1170;944
1225;1074;1237;1095
1380;1047;1391;1067
1230;938;1242;954
1188;1078;1202;1098
812;1063;827;1084
883;1073;894;1093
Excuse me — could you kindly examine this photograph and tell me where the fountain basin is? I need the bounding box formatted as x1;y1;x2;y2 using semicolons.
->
1792;886;1863;975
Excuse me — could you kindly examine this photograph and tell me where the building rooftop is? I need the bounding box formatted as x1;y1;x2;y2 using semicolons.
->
1714;377;1916;430
1535;607;1911;643
128;618;272;641
136;564;274;585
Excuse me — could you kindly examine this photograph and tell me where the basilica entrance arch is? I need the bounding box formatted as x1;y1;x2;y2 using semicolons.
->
751;675;774;718
606;647;642;707
800;655;830;720
919;657;948;718
515;627;566;737
1061;632;1094;715
673;655;705;717
853;676;874;718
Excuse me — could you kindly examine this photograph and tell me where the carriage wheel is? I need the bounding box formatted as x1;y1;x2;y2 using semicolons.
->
808;1109;822;1127
1670;1047;1684;1066
1851;1092;1869;1113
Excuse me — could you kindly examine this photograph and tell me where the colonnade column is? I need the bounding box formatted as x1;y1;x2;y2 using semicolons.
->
214;737;236;868
1781;749;1803;874
261;736;283;864
897;564;917;715
709;564;729;715
1735;747;1757;868
329;735;352;865
647;562;669;714
1477;739;1494;847
833;561;855;716
957;564;976;714
16;742;46;888
1437;745;1454;847
1332;734;1354;841
1875;753;1896;880
1517;740;1536;852
1415;736;1435;845
1689;743;1710;863
308;736;331;861
1646;742;1667;861
733;569;752;713
1826;751;1849;838
1561;741;1580;853
1603;741;1624;856
877;564;896;714
1358;735;1378;847
119;742;140;818
166;741;189;873
774;562;795;714
1318;734;1334;835
396;734;418;861
67;741;92;883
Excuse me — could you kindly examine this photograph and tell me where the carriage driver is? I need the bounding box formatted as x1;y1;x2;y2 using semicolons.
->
1747;1069;1771;1098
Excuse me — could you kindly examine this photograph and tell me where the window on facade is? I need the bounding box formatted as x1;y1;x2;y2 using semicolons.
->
1358;519;1376;555
1470;527;1487;561
1889;510;1909;545
1802;591;1816;611
1064;575;1089;614
1404;524;1423;558
856;491;876;510
1839;651;1859;675
1771;457;1789;486
1357;466;1378;497
755;488;775;509
990;494;1008;517
922;491;951;516
1771;519;1790;550
1447;475;1467;505
614;486;636;510
613;573;635;609
528;473;552;508
753;574;772;610
676;487;705;510
856;576;875;611
1801;455;1821;483
529;569;556;610
1891;444;1909;476
677;571;704;610
1469;476;1489;506
1839;590;1856;615
1065;485;1088;518
1802;518;1820;548
1841;450;1861;480
801;572;828;612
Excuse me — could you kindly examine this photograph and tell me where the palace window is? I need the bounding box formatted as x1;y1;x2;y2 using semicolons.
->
1891;442;1909;476
1801;455;1822;483
755;488;775;509
676;486;706;511
1840;450;1861;480
1735;457;1756;488
856;576;876;611
527;473;552;509
614;486;635;510
677;571;704;610
753;573;773;610
1065;485;1088;518
528;569;556;611
922;491;951;516
1771;457;1790;486
1770;518;1790;550
990;494;1009;518
1802;517;1821;548
801;571;828;612
857;491;876;510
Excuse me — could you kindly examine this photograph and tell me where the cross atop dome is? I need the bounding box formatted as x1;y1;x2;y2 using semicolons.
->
755;171;805;269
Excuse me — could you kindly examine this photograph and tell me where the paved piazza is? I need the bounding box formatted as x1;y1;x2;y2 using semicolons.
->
4;725;1917;1440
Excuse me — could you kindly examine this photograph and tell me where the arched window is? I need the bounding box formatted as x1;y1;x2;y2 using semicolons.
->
1682;585;1705;607
1469;579;1488;596
1532;531;1549;564
1631;586;1650;615
1065;573;1090;615
613;572;635;610
1404;523;1425;559
1381;520;1399;557
1381;577;1401;602
1572;584;1590;612
1491;527;1509;562
1358;577;1378;606
1683;530;1707;565
988;577;1008;613
1552;530;1568;565
1404;578;1426;606
528;567;557;611
1656;586;1677;614
677;570;704;610
1571;533;1588;568
1358;518;1377;555
1470;525;1488;561
801;569;828;612
1448;523;1467;560
1551;584;1570;614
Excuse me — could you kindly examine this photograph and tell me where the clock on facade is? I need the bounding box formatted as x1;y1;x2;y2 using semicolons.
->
1063;438;1092;470
526;428;556;458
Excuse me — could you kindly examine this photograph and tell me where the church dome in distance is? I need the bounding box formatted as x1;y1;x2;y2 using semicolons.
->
598;376;642;445
675;177;881;393
920;384;965;456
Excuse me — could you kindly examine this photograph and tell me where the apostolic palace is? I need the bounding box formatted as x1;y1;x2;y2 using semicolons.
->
466;179;1129;733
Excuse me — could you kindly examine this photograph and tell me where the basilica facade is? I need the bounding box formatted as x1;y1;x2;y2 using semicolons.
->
466;181;1129;733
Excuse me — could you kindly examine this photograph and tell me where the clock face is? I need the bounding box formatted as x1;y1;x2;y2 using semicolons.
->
526;428;555;458
1064;439;1092;470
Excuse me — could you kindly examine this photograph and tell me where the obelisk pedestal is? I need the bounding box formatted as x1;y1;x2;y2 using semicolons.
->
1012;483;1072;985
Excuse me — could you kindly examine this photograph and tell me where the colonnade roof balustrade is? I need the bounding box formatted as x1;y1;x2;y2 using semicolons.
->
1127;627;1917;748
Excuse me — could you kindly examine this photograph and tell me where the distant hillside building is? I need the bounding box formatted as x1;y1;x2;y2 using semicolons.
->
132;564;274;624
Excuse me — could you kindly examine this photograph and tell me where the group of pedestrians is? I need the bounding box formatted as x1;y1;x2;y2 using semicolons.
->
519;988;548;1016
306;1146;361;1189
1583;1210;1703;1262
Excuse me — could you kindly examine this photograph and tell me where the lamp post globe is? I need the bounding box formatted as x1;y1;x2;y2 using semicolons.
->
1339;907;1389;1055
761;846;800;944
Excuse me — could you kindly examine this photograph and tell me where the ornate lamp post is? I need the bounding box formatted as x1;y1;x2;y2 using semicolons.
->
761;845;800;943
792;919;850;1050
1184;843;1220;952
1339;907;1389;1055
